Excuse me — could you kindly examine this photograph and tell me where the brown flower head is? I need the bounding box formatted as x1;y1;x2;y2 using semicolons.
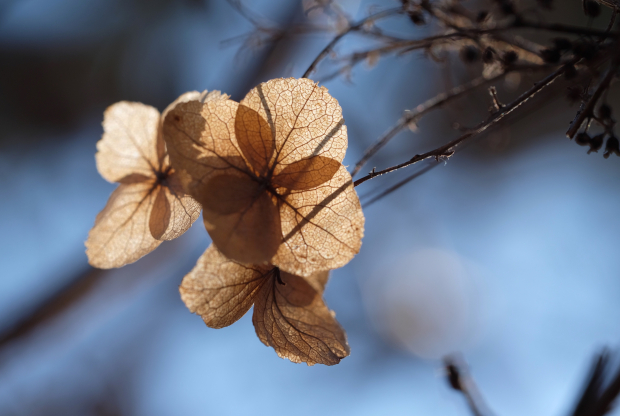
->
85;91;227;268
180;244;350;365
163;78;365;277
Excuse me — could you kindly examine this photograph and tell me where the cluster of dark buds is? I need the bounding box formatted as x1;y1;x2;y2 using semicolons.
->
574;104;619;157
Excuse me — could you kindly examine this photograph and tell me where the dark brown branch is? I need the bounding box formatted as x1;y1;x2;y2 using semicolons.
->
596;0;620;11
0;266;106;347
353;63;568;187
515;19;619;39
566;60;619;138
352;19;612;64
443;356;495;416
302;0;616;81
572;349;620;416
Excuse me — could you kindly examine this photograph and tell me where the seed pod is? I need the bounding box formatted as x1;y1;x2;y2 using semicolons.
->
604;136;620;159
566;86;583;104
408;11;425;25
541;48;561;64
460;46;480;63
553;38;572;51
583;0;601;17
576;132;591;146
587;134;605;154
483;47;496;63
563;64;578;80
598;104;612;120
500;0;516;15
502;51;518;65
573;42;598;60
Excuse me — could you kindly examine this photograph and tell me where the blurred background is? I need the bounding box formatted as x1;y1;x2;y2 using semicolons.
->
1;0;620;415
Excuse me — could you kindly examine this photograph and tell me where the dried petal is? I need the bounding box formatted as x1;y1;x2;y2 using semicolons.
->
97;102;161;183
162;90;229;122
180;245;270;328
273;165;364;276
159;90;230;165
198;174;282;264
180;245;348;365
199;174;264;215
152;172;201;241
239;78;348;167
163;99;251;192
305;270;329;293
86;182;162;268
149;185;170;240
235;104;274;175
272;155;341;190
253;269;350;366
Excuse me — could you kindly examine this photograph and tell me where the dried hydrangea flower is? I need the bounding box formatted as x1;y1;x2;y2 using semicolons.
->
163;78;364;277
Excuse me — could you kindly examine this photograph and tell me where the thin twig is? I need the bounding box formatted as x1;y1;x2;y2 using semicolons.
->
443;356;495;416
566;59;619;138
353;63;568;187
225;0;275;29
361;161;440;207
316;14;615;83
351;73;503;177
301;7;403;78
351;63;554;178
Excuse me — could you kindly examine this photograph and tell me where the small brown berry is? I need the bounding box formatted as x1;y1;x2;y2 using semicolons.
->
502;51;518;65
541;48;561;64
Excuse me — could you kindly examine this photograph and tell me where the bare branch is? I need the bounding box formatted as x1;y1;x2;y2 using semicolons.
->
361;161;440;207
351;72;506;177
443;355;495;416
0;267;106;347
301;7;403;78
572;349;620;416
566;59;619;138
351;63;556;178
354;63;569;187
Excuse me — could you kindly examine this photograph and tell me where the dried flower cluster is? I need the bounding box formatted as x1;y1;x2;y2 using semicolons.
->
87;78;364;365
85;0;620;367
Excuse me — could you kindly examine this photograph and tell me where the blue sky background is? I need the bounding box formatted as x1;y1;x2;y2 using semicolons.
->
1;0;619;415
